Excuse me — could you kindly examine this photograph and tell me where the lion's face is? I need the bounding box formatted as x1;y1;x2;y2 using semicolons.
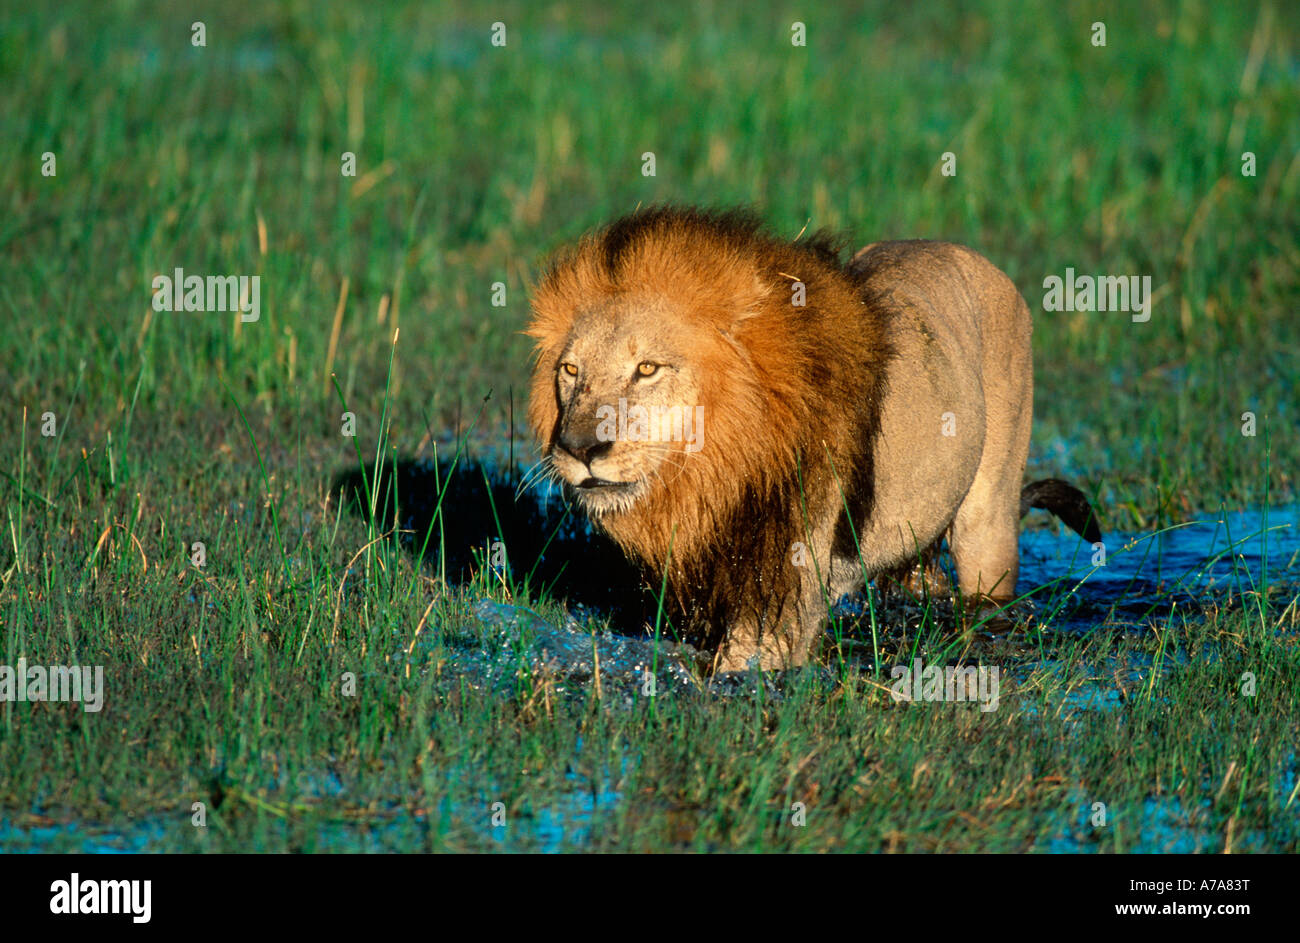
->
542;296;710;516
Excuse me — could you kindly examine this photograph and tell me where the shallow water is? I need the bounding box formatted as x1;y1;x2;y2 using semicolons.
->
1037;792;1276;854
0;818;169;854
0;768;625;853
1019;505;1299;631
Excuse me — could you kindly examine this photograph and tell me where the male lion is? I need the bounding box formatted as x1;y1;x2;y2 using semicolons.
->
526;206;1100;672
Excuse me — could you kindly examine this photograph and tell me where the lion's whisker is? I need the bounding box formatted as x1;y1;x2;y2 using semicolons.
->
515;458;555;498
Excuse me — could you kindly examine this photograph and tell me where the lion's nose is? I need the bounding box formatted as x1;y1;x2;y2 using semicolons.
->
557;430;612;468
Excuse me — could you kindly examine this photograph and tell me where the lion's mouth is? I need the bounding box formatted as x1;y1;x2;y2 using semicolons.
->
569;475;646;513
576;477;632;490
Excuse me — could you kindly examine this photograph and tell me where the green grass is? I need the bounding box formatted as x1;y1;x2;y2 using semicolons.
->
0;0;1297;851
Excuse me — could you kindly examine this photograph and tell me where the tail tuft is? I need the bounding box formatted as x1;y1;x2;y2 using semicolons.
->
1020;479;1102;544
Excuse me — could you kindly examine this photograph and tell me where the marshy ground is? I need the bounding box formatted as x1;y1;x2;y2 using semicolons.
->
1;1;1297;852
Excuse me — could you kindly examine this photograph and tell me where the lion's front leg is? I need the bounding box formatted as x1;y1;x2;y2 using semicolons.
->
714;616;793;672
713;568;834;672
711;507;843;673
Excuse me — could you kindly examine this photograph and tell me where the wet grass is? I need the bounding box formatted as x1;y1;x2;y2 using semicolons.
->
2;495;1297;852
1;0;1298;851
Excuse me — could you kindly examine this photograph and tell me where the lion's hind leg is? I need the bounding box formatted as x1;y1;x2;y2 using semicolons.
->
948;490;1022;610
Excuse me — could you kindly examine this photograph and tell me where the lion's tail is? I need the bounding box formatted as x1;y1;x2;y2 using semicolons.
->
1020;479;1102;544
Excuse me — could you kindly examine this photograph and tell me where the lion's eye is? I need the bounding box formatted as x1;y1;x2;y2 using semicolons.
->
560;362;578;377
636;362;659;378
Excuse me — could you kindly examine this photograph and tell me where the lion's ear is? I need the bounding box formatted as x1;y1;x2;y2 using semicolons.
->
724;272;772;332
716;325;755;369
